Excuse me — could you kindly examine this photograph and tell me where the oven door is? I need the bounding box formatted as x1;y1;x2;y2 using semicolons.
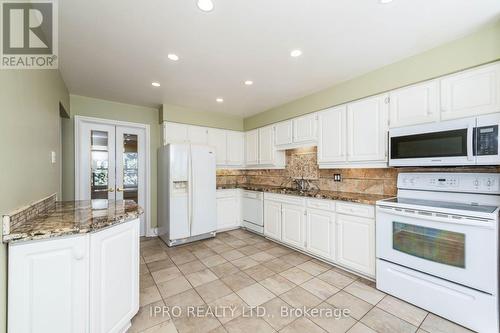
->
376;206;497;293
389;117;476;166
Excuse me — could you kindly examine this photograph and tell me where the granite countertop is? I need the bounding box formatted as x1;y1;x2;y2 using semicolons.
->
217;184;391;205
4;200;143;243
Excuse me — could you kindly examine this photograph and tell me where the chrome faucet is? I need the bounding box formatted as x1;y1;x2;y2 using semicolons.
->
293;178;310;192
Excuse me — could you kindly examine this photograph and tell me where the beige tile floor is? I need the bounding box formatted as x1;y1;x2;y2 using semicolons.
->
130;229;474;333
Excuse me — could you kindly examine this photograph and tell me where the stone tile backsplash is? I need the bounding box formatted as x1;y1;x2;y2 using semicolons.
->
3;193;57;235
217;147;500;196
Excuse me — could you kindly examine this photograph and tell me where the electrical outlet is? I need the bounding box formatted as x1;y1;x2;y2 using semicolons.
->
333;174;342;182
51;151;56;164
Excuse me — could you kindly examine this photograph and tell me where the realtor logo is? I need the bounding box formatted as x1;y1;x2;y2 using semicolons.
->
1;0;58;69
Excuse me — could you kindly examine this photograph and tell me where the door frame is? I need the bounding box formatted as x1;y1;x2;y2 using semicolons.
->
74;116;152;237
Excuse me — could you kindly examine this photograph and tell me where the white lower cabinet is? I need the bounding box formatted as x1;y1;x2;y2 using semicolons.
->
8;234;89;333
216;190;241;231
281;204;306;250
8;219;140;333
264;200;282;240
90;220;140;333
306;208;335;259
263;194;375;278
336;213;375;277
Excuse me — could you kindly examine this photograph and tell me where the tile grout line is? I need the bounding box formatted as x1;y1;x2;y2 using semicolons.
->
142;231;430;333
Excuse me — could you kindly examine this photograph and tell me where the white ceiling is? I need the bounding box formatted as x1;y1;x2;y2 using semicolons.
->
59;0;500;117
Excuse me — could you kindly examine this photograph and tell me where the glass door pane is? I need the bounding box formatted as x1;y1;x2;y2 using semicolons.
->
91;130;110;199
77;121;115;201
393;222;465;268
122;134;139;204
115;125;146;236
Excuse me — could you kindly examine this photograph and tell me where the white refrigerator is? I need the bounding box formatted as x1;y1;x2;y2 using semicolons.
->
158;144;217;246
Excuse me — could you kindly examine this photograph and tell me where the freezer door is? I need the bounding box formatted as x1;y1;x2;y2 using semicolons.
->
189;145;217;236
169;144;189;181
167;144;190;241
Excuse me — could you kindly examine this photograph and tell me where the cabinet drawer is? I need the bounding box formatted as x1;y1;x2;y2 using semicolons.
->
306;198;335;212
216;189;238;199
264;193;305;206
242;190;263;200
336;202;374;218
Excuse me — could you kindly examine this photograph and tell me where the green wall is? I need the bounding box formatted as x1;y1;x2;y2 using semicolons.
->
244;20;500;129
0;69;69;333
161;104;244;131
62;95;161;227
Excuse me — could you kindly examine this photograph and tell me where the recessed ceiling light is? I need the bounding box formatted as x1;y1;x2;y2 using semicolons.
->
167;54;179;61
151;82;161;87
216;98;224;103
197;0;214;12
244;80;253;86
379;0;393;3
290;49;302;57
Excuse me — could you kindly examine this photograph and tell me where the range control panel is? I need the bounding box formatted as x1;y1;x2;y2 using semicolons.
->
398;173;500;194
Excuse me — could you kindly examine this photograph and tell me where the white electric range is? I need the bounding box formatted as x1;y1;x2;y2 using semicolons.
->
376;173;500;333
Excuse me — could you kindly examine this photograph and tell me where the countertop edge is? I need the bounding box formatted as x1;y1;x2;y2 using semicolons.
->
4;208;144;244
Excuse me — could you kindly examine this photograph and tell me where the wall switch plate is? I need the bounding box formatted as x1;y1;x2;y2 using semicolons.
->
51;151;56;164
333;174;342;182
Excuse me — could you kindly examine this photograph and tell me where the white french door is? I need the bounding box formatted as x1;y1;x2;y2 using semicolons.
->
76;117;148;236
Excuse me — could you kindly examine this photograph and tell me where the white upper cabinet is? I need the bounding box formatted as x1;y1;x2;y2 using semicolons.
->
389;80;439;128
226;131;245;166
259;125;275;165
165;122;188;144
275;114;317;149
188;126;208;145
347;94;389;163
317;105;347;164
440;62;500;120
164;122;243;167
293;114;317;143
274;121;293;146
244;126;285;169
207;128;227;165
245;129;259;165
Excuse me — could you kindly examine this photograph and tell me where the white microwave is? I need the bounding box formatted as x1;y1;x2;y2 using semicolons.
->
389;113;500;167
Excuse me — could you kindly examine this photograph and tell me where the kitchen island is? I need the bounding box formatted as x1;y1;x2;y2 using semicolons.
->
3;197;143;333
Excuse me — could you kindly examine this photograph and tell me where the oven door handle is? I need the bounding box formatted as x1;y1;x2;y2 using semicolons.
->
376;206;495;229
467;124;474;161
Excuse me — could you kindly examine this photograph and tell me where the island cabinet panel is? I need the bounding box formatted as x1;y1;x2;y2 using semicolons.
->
90;219;140;333
8;219;141;333
8;234;90;333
